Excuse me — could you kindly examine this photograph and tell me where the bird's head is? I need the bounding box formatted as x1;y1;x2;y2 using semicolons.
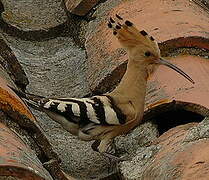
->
108;16;194;84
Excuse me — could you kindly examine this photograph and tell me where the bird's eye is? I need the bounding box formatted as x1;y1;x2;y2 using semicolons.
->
145;51;151;57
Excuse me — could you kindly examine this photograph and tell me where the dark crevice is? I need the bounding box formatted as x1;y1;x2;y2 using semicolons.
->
151;109;204;136
143;101;208;136
0;38;29;90
159;36;209;57
100;172;123;180
0;0;4;12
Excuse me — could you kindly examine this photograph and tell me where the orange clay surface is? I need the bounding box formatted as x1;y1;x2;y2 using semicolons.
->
0;122;53;180
145;55;209;111
0;76;35;121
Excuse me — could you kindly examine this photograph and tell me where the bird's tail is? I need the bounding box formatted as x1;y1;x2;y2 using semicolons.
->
9;86;46;111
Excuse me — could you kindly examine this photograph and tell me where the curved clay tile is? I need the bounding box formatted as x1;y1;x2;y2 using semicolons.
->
0;122;53;180
0;76;35;121
85;0;209;92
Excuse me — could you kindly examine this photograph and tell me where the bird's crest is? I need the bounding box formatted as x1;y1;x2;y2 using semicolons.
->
107;14;160;57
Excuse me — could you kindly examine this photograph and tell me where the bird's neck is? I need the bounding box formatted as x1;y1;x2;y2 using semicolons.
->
111;59;148;110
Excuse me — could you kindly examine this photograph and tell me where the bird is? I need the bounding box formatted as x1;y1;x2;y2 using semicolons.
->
10;14;194;160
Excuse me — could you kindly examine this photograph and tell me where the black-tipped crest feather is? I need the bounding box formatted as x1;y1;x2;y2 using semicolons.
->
116;14;123;20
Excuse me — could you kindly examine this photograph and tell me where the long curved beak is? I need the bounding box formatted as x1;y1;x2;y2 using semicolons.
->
157;58;195;84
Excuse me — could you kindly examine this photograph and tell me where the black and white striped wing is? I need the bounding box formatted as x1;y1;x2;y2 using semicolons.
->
41;95;126;127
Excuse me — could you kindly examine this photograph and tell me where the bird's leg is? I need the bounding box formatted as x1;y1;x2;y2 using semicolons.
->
101;141;130;174
91;139;117;158
91;139;128;161
92;139;121;173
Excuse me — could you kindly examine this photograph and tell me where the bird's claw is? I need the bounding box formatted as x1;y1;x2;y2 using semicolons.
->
102;152;130;162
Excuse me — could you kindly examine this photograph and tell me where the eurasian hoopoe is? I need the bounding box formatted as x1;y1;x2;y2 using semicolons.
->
10;15;194;159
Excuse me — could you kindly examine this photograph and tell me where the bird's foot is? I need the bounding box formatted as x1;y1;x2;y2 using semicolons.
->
92;139;130;161
102;152;130;162
101;152;131;174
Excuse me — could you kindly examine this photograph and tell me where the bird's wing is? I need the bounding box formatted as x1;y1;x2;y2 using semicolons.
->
10;86;126;126
40;95;127;126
